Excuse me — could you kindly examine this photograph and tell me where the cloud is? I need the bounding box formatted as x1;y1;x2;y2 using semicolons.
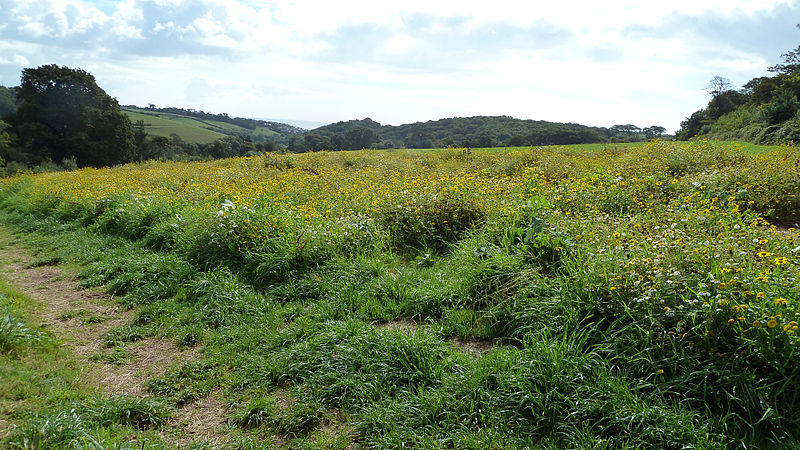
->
0;0;797;131
184;76;288;103
0;0;289;59
621;3;800;76
308;14;574;74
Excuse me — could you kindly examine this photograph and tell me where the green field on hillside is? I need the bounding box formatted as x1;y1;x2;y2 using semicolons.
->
1;140;799;448
123;109;227;143
123;108;279;144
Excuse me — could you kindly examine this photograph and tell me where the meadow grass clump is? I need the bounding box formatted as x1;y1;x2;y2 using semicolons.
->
376;191;484;252
0;312;50;355
231;397;278;428
5;409;87;449
0;281;53;356
177;268;269;328
357;334;716;449
148;361;222;405
5;396;172;449
79;247;194;306
237;320;455;410
91;196;176;241
83;395;172;428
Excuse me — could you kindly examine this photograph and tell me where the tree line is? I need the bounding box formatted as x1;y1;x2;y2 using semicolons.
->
676;26;800;144
290;117;665;152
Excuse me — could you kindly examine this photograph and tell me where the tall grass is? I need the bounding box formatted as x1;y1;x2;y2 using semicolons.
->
1;140;798;447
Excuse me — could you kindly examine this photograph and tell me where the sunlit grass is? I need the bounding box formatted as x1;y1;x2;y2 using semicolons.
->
1;138;799;447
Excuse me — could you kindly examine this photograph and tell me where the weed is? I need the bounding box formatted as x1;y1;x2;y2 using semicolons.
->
147;361;222;405
0;313;49;354
89;347;131;365
104;325;144;347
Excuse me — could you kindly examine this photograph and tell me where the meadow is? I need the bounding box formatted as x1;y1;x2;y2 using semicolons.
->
1;139;799;448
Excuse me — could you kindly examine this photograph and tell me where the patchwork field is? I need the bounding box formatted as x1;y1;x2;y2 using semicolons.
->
123;108;280;144
1;140;799;448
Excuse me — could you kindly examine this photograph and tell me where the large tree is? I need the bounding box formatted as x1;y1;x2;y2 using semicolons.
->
0;86;15;119
12;65;134;167
704;76;733;98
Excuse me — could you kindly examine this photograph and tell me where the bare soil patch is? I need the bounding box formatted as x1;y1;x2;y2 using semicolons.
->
167;390;228;447
374;318;420;332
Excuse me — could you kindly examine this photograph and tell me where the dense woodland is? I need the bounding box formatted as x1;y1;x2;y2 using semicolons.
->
678;29;800;144
291;117;665;152
0;66;297;173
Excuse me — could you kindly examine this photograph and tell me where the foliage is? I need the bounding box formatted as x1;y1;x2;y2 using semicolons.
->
297;116;657;151
0;85;16;119
0;313;49;354
10;65;135;168
5;396;171;449
764;88;800;125
769;25;800;75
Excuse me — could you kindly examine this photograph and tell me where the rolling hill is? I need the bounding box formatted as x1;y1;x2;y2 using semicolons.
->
122;106;304;145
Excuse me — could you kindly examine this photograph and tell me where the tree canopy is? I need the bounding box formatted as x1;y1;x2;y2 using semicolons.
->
292;116;654;151
0;86;15;119
12;65;134;167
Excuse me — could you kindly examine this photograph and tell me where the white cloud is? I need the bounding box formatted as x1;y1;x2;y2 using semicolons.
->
0;0;797;131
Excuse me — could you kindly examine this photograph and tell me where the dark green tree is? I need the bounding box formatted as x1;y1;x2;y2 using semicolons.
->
304;133;332;151
345;126;378;149
0;86;15;119
675;111;709;140
643;126;666;139
764;88;800;124
0;120;11;158
12;65;134;167
474;131;494;147
707;90;747;120
705;76;733;97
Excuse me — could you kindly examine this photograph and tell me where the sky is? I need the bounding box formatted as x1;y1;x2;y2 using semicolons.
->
1;0;799;131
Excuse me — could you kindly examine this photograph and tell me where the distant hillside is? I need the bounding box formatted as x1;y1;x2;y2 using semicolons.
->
294;116;664;151
122;106;305;145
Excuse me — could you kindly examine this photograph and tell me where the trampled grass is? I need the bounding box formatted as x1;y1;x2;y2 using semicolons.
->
0;260;172;448
1;139;799;448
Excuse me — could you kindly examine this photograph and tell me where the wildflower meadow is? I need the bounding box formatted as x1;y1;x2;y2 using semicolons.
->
1;140;799;447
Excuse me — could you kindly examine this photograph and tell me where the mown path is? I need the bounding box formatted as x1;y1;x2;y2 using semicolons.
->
0;227;227;447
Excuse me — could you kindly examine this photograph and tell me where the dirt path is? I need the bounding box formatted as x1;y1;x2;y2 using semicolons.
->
0;229;227;447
